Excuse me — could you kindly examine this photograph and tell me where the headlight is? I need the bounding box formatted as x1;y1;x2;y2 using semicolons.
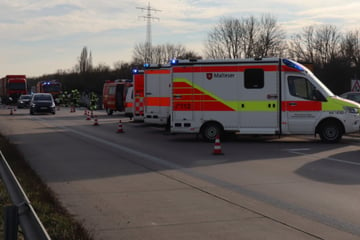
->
343;106;359;114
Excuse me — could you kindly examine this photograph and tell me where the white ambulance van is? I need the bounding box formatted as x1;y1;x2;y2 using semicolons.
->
170;58;360;142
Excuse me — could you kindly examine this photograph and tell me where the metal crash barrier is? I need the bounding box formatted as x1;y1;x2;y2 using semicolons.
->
0;150;51;240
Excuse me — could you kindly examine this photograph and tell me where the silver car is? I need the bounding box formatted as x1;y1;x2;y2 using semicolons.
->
340;91;360;103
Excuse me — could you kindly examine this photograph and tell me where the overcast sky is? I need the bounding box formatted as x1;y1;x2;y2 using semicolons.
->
1;0;360;77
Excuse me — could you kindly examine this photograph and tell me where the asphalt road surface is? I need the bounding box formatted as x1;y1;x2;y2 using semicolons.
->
1;106;360;240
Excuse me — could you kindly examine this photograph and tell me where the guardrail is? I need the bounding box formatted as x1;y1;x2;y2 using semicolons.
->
0;150;51;240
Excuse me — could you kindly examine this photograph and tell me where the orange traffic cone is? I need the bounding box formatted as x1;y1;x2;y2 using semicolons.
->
116;120;124;133
93;116;99;126
86;111;91;120
212;135;223;155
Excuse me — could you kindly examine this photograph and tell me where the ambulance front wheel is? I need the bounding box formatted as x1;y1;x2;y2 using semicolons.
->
201;122;223;142
318;120;343;143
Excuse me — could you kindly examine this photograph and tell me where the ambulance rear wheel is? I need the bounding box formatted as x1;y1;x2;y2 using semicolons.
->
318;120;343;143
201;122;222;142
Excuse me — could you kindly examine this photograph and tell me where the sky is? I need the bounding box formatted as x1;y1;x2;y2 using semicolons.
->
1;0;360;77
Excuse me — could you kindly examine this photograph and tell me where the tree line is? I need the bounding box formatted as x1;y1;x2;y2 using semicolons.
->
29;14;360;95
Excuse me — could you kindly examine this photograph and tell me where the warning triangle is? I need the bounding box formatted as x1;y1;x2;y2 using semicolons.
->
352;80;360;92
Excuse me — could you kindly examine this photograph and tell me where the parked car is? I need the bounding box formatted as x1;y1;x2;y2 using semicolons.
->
340;91;360;103
30;93;56;115
17;94;32;108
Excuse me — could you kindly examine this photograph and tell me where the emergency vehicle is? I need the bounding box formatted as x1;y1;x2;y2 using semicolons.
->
36;80;62;101
102;79;132;115
170;58;360;143
0;75;27;104
131;69;145;121
125;85;134;117
143;64;171;125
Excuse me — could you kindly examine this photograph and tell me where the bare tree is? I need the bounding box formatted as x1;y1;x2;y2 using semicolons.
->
289;25;341;65
205;17;243;59
76;46;93;73
132;42;195;64
205;15;285;59
340;30;360;67
241;16;257;58
288;26;316;63
254;14;286;57
314;25;341;65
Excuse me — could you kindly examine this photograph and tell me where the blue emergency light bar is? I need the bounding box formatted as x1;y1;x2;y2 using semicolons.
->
170;59;178;65
283;59;305;72
132;69;139;74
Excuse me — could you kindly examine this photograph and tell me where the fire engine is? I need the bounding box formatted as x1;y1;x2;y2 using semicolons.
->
102;79;132;115
0;75;27;104
36;80;62;101
143;64;171;125
131;69;145;121
170;58;360;143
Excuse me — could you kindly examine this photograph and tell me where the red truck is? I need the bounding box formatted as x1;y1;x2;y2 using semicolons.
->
102;79;133;115
0;75;27;104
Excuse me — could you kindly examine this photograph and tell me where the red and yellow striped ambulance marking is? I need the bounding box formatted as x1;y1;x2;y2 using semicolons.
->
173;78;235;111
144;97;170;107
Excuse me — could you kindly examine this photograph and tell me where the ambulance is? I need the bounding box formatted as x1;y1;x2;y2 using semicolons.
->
170;58;360;143
143;64;171;125
131;69;145;121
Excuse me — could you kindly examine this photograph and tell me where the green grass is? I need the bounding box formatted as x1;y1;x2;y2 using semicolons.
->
0;134;93;240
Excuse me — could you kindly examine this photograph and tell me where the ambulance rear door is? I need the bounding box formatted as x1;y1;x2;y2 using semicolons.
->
172;65;194;122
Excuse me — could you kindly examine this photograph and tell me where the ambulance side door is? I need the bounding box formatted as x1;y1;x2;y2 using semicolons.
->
282;73;323;134
238;67;280;133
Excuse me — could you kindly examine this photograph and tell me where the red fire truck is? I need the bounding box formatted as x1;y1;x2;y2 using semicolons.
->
0;75;27;104
36;80;62;100
102;79;133;115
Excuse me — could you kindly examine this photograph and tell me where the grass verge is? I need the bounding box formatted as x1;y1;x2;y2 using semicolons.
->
0;134;93;240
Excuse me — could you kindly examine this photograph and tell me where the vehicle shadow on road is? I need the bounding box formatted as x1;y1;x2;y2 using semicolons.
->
295;149;360;185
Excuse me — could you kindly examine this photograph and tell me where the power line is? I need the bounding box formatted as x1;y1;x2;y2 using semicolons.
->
137;2;161;63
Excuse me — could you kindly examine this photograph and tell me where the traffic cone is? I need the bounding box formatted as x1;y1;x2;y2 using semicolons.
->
86;111;91;120
10;108;13;115
93;116;99;126
116;120;124;133
212;135;224;155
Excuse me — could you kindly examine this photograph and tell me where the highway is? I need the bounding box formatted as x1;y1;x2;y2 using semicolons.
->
1;106;360;240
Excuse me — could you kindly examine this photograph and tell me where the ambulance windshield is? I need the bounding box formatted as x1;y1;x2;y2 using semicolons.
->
283;59;334;97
